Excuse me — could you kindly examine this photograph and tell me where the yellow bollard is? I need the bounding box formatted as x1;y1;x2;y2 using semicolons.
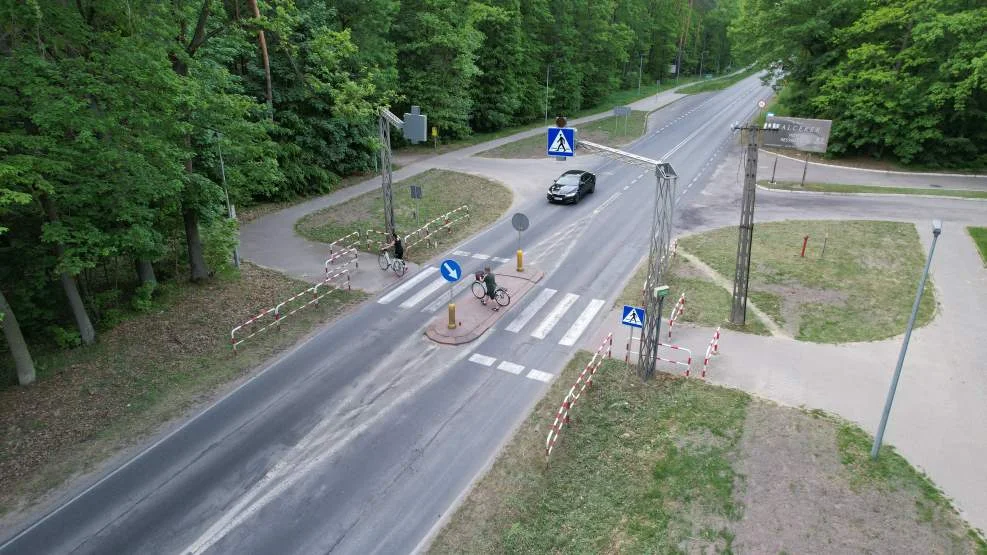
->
516;249;524;272
448;303;457;329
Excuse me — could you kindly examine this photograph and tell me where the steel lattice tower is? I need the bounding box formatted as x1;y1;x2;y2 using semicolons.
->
730;128;759;325
378;114;396;236
638;163;677;379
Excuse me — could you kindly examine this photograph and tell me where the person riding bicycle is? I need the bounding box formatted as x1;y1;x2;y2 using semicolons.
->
392;232;404;261
481;266;498;309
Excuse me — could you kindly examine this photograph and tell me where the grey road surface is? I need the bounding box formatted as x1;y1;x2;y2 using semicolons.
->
10;75;963;554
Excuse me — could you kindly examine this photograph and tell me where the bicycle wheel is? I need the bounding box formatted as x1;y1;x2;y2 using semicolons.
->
471;281;486;299
392;258;407;277
495;288;510;307
377;251;389;271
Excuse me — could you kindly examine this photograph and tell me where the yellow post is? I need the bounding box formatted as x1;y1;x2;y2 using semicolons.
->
447;303;457;329
516;249;524;272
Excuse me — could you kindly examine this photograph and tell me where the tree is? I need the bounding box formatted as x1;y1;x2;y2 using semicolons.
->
0;185;35;385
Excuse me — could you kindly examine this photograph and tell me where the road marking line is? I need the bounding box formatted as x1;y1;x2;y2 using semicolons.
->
531;293;579;339
422;280;471;313
527;369;553;383
593;192;621;215
505;288;557;333
453;250;470;256
377;267;438;304
559;299;606;346
492;257;511;263
400;276;447;308
471;253;490;260
497;361;525;375
469;353;496;366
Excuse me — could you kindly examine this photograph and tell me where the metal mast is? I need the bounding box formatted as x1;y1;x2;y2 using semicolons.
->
730;127;758;325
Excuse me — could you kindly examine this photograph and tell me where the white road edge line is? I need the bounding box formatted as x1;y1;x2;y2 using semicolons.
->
377;267;438;304
468;353;496;366
558;299;606;346
531;293;580;339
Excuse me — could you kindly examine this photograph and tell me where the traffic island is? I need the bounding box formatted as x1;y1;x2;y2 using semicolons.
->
425;264;544;345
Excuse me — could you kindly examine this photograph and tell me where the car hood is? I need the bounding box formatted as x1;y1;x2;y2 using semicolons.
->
549;183;578;194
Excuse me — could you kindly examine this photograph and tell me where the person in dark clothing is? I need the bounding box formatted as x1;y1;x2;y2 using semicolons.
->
481;266;497;309
392;232;404;260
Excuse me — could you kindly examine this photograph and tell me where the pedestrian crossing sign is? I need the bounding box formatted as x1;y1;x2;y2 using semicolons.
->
621;305;645;328
546;127;575;157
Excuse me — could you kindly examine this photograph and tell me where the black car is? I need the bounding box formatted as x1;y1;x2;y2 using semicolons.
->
546;169;596;204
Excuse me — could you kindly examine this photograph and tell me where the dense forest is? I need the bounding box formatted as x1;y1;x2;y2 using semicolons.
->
1;0;735;385
2;0;985;386
730;0;987;166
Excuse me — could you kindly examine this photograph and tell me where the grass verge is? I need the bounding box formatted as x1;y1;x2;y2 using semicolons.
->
0;263;366;518
429;356;749;553
294;169;512;264
761;180;987;200
677;220;936;343
615;255;771;336
677;67;760;94
967;227;987;266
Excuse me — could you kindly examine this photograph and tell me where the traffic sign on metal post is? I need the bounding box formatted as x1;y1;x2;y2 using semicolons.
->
546;127;575;157
440;259;462;282
512;212;529;272
621;305;645;328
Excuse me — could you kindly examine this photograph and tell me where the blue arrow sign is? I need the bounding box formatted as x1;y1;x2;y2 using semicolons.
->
621;305;645;328
439;259;462;282
546;127;575;157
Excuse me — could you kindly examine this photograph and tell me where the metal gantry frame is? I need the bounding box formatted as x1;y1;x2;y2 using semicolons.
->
730;126;759;325
579;140;677;379
378;108;406;236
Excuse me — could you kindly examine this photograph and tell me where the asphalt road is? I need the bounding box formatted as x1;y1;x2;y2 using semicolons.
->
0;75;786;554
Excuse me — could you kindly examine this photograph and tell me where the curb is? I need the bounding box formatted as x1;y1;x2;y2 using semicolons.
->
760;149;987;178
756;184;987;202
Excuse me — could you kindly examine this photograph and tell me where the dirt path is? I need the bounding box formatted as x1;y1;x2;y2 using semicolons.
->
733;401;978;554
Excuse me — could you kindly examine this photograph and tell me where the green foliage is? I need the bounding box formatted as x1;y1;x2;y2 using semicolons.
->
46;325;81;350
968;227;987;266
131;282;156;313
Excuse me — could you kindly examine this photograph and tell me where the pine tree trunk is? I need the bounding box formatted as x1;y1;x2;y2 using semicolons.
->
183;205;210;282
136;258;157;287
246;0;273;112
40;195;96;345
0;288;36;385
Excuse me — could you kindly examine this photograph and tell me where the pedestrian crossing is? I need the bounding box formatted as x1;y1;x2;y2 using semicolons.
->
379;264;606;348
468;353;553;383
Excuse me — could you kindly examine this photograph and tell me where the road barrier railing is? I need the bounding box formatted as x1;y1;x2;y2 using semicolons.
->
327;231;361;271
230;269;351;352
701;326;721;379
625;336;692;374
667;293;686;339
545;333;613;458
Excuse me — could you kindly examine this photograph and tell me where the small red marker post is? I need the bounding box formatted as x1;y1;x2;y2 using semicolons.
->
800;235;809;257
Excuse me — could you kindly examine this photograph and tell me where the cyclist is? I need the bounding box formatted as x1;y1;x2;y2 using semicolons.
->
481;266;498;310
392;232;404;261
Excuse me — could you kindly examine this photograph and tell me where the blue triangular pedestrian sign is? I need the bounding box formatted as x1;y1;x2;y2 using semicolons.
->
621;305;645;328
547;127;575;157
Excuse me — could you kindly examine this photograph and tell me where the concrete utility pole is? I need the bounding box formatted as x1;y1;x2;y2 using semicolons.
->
730;125;759;325
544;65;552;126
577;140;676;379
871;220;942;459
637;53;645;95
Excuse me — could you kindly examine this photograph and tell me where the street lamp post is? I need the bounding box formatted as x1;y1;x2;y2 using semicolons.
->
544;65;552;126
214;132;240;268
871;220;942;459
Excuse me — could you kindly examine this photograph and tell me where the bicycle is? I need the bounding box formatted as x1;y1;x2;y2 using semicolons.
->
378;248;407;277
471;274;510;307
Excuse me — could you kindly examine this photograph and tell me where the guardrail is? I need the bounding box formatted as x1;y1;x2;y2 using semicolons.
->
230;269;351;352
701;326;721;379
624;336;692;374
327;231;361;270
545;333;613;458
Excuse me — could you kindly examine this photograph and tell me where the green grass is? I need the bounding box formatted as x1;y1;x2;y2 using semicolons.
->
678;67;760;94
294;169;512;264
836;424;987;551
748;290;784;327
968;227;987;266
429;355;750;554
677;220;937;343
479;110;651;159
761;180;987;200
615;256;771;336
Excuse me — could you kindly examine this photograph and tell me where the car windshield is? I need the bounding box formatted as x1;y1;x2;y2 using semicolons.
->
555;174;580;186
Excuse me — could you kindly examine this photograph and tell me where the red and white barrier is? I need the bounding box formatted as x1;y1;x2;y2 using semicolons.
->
327;231;361;271
666;293;686;339
230;269;351;352
624;336;692;375
702;326;721;378
545;333;613;457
